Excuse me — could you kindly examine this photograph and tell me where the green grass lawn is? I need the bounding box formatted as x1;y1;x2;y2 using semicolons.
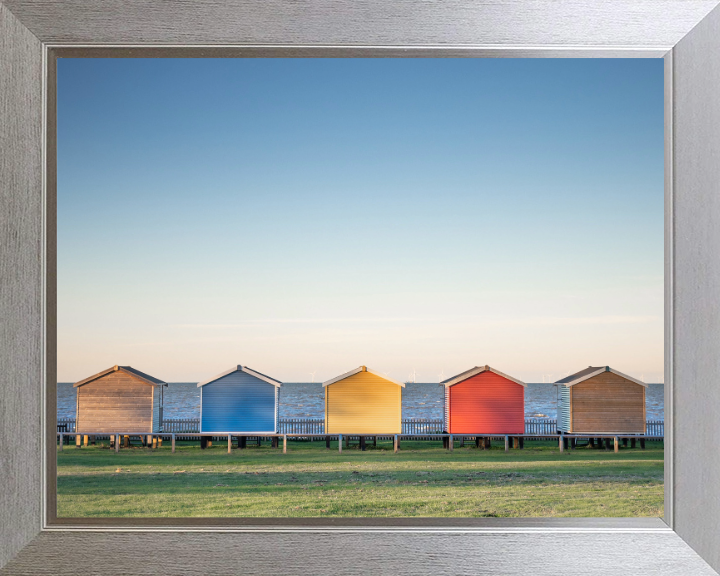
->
56;438;664;518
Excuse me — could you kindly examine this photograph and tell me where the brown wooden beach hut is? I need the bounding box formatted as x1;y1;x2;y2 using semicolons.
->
556;366;646;434
74;365;167;433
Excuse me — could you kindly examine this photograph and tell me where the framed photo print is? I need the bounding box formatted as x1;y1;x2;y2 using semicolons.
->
1;1;720;574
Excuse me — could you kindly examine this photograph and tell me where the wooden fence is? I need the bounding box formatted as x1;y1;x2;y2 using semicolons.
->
57;417;665;438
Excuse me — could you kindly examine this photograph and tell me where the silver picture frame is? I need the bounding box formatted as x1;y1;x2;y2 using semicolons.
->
2;1;720;573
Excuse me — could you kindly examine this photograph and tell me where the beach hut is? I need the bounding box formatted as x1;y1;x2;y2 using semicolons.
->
441;365;526;434
74;365;167;433
324;366;404;434
198;365;281;433
555;366;646;434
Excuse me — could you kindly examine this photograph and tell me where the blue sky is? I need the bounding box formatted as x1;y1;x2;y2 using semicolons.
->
57;58;664;383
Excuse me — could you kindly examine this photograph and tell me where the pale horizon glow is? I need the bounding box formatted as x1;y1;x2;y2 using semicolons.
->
57;58;664;384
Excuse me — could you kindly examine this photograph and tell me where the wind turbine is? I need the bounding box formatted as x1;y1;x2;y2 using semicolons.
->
438;369;446;383
309;371;317;383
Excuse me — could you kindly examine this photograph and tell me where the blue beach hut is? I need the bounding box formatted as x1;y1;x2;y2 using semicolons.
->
198;365;281;433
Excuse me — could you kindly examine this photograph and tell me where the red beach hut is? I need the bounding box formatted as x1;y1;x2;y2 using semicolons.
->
442;365;525;434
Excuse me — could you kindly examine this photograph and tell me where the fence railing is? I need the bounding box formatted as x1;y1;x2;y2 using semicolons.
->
162;418;200;433
646;420;664;437
57;417;665;438
403;418;444;435
278;418;324;434
524;419;557;435
56;418;76;433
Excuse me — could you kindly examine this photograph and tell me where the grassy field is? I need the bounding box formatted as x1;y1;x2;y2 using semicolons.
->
56;438;664;518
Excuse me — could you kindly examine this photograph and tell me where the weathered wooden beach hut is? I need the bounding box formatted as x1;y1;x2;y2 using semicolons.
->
74;365;167;433
198;365;281;433
441;365;525;434
324;366;404;434
555;366;646;434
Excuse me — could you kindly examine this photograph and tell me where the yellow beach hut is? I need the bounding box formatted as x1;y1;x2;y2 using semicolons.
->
324;366;404;434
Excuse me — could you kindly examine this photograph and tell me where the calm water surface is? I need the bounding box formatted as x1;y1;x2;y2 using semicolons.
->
57;382;665;421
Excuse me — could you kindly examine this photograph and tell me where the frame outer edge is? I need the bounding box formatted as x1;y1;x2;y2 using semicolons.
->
2;0;720;573
671;3;720;573
1;0;719;46
0;2;43;570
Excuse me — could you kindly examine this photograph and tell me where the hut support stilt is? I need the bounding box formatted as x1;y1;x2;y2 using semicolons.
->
448;435;454;451
76;434;81;448
614;437;619;453
640;438;646;449
115;434;120;453
283;434;287;454
359;436;366;451
559;435;565;453
631;438;637;448
338;434;343;454
59;434;63;451
228;435;232;454
394;435;399;453
171;434;176;453
504;436;509;452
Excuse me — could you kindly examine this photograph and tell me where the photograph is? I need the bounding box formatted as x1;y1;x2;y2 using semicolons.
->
56;57;664;519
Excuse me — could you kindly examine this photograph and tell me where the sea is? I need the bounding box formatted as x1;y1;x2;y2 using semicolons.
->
57;382;665;422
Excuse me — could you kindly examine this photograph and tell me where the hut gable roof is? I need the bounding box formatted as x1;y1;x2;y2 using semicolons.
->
555;366;647;387
322;366;405;388
441;365;526;388
197;365;282;388
73;365;166;388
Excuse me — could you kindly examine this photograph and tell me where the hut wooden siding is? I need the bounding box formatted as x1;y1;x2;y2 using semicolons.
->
443;367;525;434
324;367;402;434
199;366;281;433
557;367;646;434
74;366;165;433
